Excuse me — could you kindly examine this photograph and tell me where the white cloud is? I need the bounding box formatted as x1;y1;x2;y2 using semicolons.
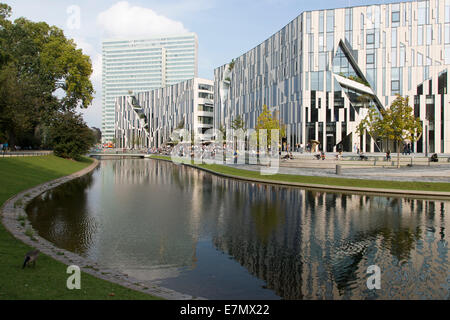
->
97;1;188;39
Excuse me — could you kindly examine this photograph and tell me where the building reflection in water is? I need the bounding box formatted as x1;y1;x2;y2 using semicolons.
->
209;176;449;299
27;159;450;299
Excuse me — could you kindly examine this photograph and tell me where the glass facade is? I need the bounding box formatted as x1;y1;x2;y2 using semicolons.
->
214;1;450;153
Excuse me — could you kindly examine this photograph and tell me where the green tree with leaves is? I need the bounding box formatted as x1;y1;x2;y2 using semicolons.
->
47;112;96;160
218;123;227;141
0;3;94;148
231;115;246;132
358;95;422;167
255;105;286;148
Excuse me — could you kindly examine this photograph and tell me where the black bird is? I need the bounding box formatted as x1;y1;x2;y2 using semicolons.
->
22;249;40;269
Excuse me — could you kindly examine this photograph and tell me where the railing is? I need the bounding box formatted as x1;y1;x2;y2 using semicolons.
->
0;150;53;157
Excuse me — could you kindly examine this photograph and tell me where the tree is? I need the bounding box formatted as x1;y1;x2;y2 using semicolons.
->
231;115;246;132
218;123;227;141
0;63;45;147
359;95;422;168
228;59;235;71
0;3;94;148
255;105;286;148
91;127;102;144
47;112;96;160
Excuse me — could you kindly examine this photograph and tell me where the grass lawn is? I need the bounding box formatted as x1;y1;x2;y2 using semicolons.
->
150;155;450;193
0;155;159;300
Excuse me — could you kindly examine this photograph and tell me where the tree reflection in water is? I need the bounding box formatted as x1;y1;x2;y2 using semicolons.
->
26;171;96;255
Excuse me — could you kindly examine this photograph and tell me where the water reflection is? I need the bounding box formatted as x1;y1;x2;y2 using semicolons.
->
26;159;450;299
27;173;96;255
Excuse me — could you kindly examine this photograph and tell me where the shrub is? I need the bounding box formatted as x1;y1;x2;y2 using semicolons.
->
47;111;96;161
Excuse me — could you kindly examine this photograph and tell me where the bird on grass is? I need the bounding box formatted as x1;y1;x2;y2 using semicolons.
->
22;249;40;269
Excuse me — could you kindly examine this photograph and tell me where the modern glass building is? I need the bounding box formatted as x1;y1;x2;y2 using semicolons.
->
214;0;450;153
115;78;214;149
102;33;198;144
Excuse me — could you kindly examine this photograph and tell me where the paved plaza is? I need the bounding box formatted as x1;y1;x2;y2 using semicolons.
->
228;152;450;183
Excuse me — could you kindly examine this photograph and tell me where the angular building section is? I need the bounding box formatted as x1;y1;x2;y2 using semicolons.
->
115;78;214;149
102;33;198;144
214;1;450;153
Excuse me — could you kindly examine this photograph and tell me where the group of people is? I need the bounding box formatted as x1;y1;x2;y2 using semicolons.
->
314;151;326;160
282;152;294;160
402;143;413;155
0;143;34;152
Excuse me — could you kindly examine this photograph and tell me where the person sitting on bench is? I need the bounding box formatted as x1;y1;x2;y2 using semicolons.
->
430;153;438;162
386;150;391;161
359;153;368;161
320;151;326;160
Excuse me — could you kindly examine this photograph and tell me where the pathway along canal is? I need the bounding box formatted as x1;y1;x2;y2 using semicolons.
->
26;158;450;299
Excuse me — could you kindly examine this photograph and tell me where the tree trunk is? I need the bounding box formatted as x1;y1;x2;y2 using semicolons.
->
397;140;400;168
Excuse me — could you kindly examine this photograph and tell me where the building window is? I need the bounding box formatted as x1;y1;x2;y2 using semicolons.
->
392;11;400;24
418;26;424;46
391;67;401;95
446;0;450;23
326;10;334;33
426;25;432;45
418;1;428;25
367;33;375;45
326;33;334;51
199;92;213;99
391;28;397;47
366;53;375;65
418;52;423;66
199;84;212;91
445;24;450;44
391;80;400;93
391;48;397;67
318;53;327;71
345;8;353;31
319;11;324;33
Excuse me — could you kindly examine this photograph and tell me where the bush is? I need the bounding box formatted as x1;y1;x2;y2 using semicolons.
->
47;112;95;161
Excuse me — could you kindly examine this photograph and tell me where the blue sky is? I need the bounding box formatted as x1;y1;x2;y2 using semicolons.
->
5;0;405;128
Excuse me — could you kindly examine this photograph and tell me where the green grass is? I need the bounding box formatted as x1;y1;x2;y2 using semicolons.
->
150;155;450;193
0;155;160;300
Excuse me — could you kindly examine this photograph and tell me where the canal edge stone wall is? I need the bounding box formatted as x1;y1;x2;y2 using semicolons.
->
150;156;450;200
1;157;204;300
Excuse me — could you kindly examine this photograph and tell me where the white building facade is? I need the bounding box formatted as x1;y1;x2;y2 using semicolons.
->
214;0;450;153
102;33;198;144
115;78;214;149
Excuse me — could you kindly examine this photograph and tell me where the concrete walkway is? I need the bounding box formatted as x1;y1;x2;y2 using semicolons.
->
0;151;52;158
227;162;450;183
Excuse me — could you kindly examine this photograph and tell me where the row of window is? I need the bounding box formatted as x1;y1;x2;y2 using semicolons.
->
198;104;214;112
199;92;213;99
199;84;213;91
